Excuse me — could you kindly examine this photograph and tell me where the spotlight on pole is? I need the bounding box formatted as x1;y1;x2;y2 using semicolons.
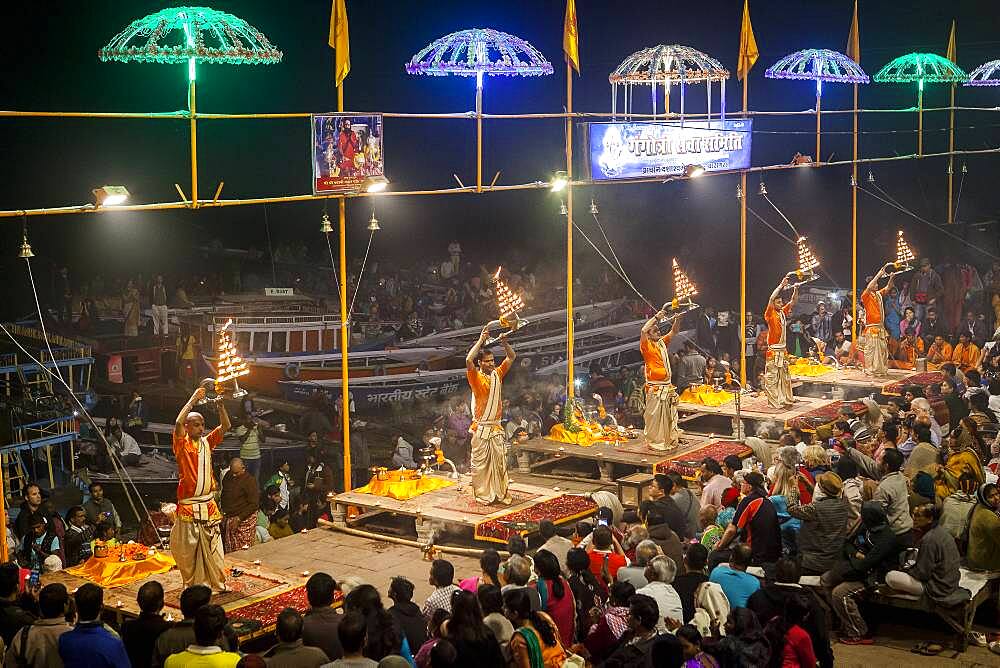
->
736;185;743;200
850;174;857;187
683;164;705;178
962;163;968;174
367;209;381;231
559;201;568;216
758;182;768;196
92;185;130;207
867;171;875;184
320;211;333;234
589;198;598;215
550;170;568;193
362;175;389;193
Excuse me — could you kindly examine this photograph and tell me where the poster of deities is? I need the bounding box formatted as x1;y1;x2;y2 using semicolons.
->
312;114;384;194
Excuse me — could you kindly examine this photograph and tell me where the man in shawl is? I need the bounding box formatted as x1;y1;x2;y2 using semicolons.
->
640;310;683;451
171;386;231;592
466;325;516;505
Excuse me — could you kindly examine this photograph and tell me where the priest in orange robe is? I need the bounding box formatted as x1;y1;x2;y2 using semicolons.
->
466;326;516;505
860;266;894;377
889;331;924;370
763;276;798;408
925;335;953;371
951;332;980;372
640;310;683;451
171;386;231;592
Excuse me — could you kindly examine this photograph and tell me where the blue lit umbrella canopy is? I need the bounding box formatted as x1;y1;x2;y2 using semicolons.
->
765;48;869;88
966;59;1000;86
98;6;283;66
405;28;553;81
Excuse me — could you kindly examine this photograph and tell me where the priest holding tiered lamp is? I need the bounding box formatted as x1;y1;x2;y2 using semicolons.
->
763;238;817;408
861;232;915;377
465;269;522;505
640;259;698;451
171;320;248;592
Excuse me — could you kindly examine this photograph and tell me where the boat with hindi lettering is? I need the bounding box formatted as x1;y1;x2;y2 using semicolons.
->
278;367;467;412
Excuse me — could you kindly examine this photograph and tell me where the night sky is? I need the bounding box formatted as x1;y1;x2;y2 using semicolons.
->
1;0;998;319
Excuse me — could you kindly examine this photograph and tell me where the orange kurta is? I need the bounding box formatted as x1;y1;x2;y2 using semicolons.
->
173;426;223;521
860;288;886;326
467;357;512;428
640;333;674;382
764;302;792;357
951;342;980;371
926;342;953;371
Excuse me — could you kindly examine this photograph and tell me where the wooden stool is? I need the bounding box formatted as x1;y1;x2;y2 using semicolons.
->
617;472;654;509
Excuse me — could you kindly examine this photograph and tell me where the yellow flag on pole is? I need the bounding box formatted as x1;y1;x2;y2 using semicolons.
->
563;0;580;73
946;20;957;63
846;0;861;64
329;0;350;87
737;0;758;82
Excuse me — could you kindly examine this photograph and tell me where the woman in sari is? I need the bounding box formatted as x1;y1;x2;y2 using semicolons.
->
505;587;567;668
935;421;986;501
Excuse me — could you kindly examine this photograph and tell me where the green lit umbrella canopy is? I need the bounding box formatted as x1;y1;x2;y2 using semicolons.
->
99;6;283;69
874;53;967;155
99;7;282;206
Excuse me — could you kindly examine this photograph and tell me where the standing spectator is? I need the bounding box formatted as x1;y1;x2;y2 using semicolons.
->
234;415;265;482
126;390;147;437
121;582;173;668
59;584;131;668
14;483;44;540
163;605;240;668
5;582;72;667
844;446;913;545
961;310;987;348
82;484;121;531
220;457;259;553
787;472;850;575
636;555;683;632
811;301;833;345
911;258;943;323
388;577;427;656
122;280;141;338
422;560;460;622
302;573;343;662
151;275;169;338
262;608;329;667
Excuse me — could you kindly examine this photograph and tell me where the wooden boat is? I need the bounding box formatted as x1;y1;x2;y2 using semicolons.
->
278;367;468;411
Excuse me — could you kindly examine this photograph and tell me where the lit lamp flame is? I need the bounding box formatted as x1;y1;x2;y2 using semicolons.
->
886;230;916;275
787;237;821;286
662;259;700;317
483;267;529;345
201;319;249;403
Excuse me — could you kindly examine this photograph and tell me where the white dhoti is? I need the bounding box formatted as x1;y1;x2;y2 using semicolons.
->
764;346;794;408
171;492;226;591
470;421;510;504
863;325;889;377
643;382;680;451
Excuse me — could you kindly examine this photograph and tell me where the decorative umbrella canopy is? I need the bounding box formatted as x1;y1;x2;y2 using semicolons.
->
873;53;967;85
966;59;1000;86
98;6;283;66
405;28;552;78
609;44;729;84
765;48;869;84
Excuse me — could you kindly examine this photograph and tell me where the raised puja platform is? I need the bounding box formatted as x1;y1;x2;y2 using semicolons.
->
44;556;326;642
654;439;755;480
789;365;913;399
678;394;865;436
330;475;597;545
515;433;716;482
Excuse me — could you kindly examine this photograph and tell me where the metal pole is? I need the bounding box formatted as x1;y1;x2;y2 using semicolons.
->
337;85;352;493
815;80;822;165
189;78;198;209
476;71;483;193
917;84;924;157
948;84;955;223
739;74;748;388
566;61;575;399
852;84;859;342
